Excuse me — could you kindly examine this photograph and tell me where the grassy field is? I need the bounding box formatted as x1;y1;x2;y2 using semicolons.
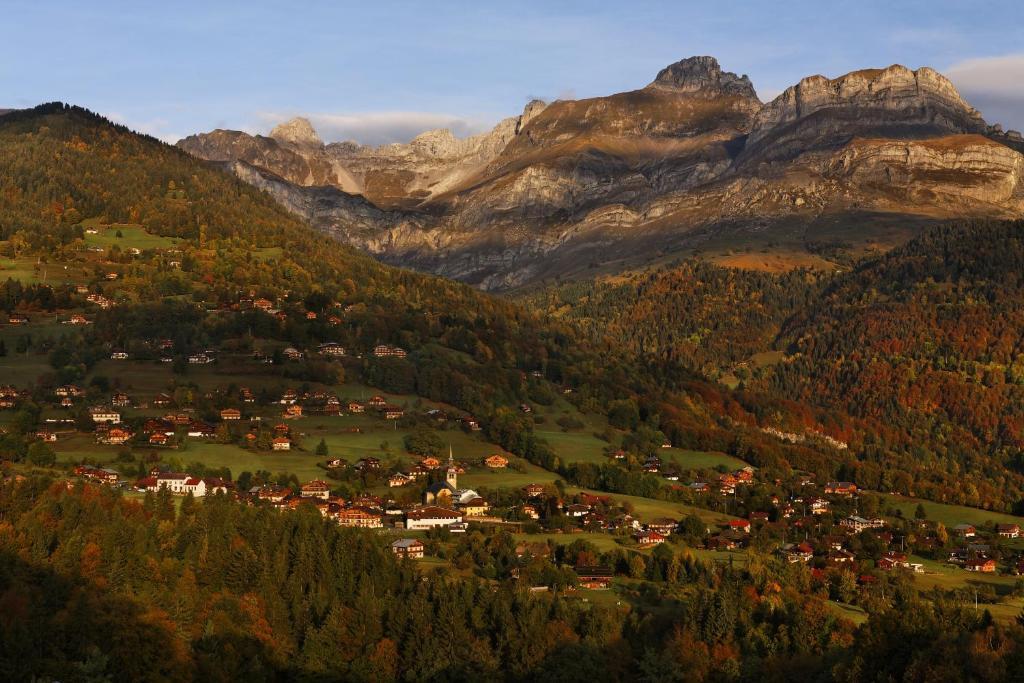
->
0;256;41;283
886;495;1024;529
513;532;624;553
826;600;869;625
663;448;749;472
82;222;180;251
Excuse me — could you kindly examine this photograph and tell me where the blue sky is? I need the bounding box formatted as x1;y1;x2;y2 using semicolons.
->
2;1;1023;144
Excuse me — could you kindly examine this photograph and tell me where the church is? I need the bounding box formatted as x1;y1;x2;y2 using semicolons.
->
424;448;482;508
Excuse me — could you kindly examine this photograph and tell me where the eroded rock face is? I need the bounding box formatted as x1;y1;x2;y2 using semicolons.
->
270;117;323;147
648;55;759;102
179;58;1024;290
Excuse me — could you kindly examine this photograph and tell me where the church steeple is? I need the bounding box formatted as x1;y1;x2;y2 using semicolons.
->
445;446;457;489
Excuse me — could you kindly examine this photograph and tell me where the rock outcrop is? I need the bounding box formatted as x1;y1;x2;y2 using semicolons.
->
179;57;1024;290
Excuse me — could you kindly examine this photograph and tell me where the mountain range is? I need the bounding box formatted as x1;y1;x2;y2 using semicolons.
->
178;56;1024;289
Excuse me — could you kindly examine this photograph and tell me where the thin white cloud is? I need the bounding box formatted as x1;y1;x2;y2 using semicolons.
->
254;111;497;147
945;54;1024;132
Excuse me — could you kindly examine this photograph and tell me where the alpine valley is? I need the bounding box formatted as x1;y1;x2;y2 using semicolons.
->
3;51;1024;682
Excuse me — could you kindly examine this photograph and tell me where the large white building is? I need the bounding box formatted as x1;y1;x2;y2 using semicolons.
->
148;472;208;497
405;506;463;530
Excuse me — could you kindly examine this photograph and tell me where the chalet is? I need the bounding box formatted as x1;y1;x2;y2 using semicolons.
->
188;353;213;364
8;314;29;325
824;481;857;497
75;465;120;484
256;486;292;503
636;530;666;546
187;421;216;439
520;504;540;520
283;404;303;419
368;395;387;408
574;566;613;589
388;473;414;488
110;351;128;360
566;504;591;517
300;480;331;499
239;387;255;403
280;389;298;405
405;506;463;530
65;314;91;325
462;417;482;431
808;497;830;515
282;347;304;361
878;551;909;571
780;542;814;563
327;315;342;326
689;482;710;494
840;515;885;533
519;403;532;414
727;519;752;534
318;342;346;357
98;427;133;445
326;458;347;469
459;497;490;516
421;457;442;470
337;507;383;528
383;406;404;420
828;549;856;565
305;311;317;320
391;538;425;559
523;483;546;498
373;344;407;358
148;432;169;446
708;535;739;551
356;457;381;471
347;401;365;414
272;437;291;451
965;557;997;573
485;454;509;469
646;518;678;536
220;408;241;421
55;385;84;398
954;524;977;538
35;430;57;442
153;393;172;407
253;298;274;311
148;472;207;497
997;523;1021;539
111;392;131;408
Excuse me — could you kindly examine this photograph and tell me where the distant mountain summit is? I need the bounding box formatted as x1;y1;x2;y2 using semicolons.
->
178;57;1024;289
270;116;323;147
647;55;759;101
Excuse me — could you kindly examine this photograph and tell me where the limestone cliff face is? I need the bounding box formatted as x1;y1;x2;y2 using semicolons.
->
179;57;1024;290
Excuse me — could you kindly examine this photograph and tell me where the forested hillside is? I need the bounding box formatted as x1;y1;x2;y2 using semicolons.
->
4;478;1024;681
525;224;1024;511
759;221;1024;507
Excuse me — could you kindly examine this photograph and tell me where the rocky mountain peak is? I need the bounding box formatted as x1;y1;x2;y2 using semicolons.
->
270;117;323;147
647;56;759;100
753;64;986;135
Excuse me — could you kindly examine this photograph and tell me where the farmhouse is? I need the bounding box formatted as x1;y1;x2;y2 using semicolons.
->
840;515;885;533
965;557;997;573
574;566;613;589
636;530;666;546
220;408;241;421
373;344;407;358
300;480;331;499
484;454;509;469
148;472;208;497
336;507;383;528
391;538;425;559
997;523;1021;538
272;437;291;451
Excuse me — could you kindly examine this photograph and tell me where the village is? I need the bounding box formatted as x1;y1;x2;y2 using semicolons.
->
2;225;1024;619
